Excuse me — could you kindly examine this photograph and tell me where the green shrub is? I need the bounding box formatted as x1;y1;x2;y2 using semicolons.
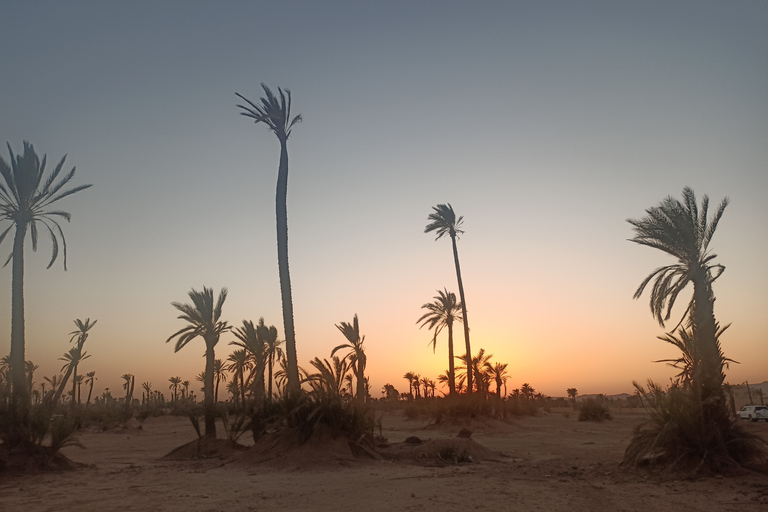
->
578;398;612;422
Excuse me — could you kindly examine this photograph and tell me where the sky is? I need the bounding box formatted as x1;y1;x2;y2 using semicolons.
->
0;1;766;400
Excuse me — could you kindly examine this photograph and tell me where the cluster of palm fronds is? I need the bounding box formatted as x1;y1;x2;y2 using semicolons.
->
624;380;767;471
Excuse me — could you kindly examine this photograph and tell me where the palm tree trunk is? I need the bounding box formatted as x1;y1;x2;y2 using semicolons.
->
691;273;724;402
268;355;273;401
203;344;217;438
9;223;28;416
356;355;366;403
447;321;456;397
450;234;472;395
87;382;94;404
276;139;300;394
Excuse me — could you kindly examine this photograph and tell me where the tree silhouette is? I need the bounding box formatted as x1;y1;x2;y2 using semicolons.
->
332;314;367;403
85;371;97;404
417;288;462;397
256;318;283;402
485;362;509;399
213;358;226;404
231;320;265;403
425;204;473;394
168;376;181;402
0;142;91;416
628;188;729;404
167;286;231;438
237;84;302;394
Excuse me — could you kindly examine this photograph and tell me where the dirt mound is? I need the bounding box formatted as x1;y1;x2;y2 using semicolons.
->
232;429;378;470
0;444;80;473
377;437;503;465
425;416;525;435
161;437;247;461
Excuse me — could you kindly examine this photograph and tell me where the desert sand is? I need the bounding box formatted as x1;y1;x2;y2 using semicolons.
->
1;409;766;512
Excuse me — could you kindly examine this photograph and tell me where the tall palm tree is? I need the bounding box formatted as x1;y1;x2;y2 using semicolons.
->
425;204;473;394
168;376;181;402
417;289;462;397
628;187;729;404
332;314;367;403
167;286;231;438
237;84;303;395
0;142;91;414
85;371;97;404
256;318;283;401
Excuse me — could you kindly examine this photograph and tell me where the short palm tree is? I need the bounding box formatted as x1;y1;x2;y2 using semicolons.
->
53;346;90;405
485;362;509;399
0;142;91;415
142;381;153;405
628;188;729;404
66;318;96;406
425;204;473;394
456;349;492;395
332;314;367;403
230;319;265;402
225;347;252;406
122;373;135;405
417;289;462;397
167;286;231;438
168;376;181;402
237;84;302;395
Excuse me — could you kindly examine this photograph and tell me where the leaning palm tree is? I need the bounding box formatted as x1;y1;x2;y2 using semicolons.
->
67;318;96;407
167;286;231;438
425;204;473;394
0;142;92;415
332;314;367;403
628;188;729;404
121;374;135;406
53;346;90;405
84;371;97;404
417;288;462;397
237;84;303;395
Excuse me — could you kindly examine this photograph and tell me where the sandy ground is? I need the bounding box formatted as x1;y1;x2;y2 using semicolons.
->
1;409;767;512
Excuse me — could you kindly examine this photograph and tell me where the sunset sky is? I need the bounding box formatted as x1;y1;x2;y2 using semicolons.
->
0;1;766;401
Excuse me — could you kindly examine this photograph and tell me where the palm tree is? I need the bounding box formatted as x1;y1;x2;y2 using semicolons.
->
167;286;231;438
237;84;303;395
256;318;283;401
456;349;492;395
181;380;190;400
43;375;63;402
230;320;265;403
225;347;252;406
520;383;535;400
142;381;153;405
567;388;578;409
332;314;367;403
425;204;473;394
122;373;135;406
67;318;96;406
0;142;92;415
85;371;97;404
403;372;417;399
168;376;181;402
53;346;90;405
628;188;729;404
73;375;83;404
417;289;462;397
213;358;226;403
24;360;38;395
486;362;509;400
304;356;351;399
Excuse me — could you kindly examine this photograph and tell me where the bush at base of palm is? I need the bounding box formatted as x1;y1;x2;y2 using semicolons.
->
577;398;612;422
624;380;767;472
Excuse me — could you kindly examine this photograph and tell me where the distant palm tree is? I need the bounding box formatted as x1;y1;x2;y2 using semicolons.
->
213;358;226;403
24;360;38;394
85;371;97;404
142;381;153;405
520;383;535;400
256;318;283;401
237;84;303;395
419;376;431;398
181;380;190;400
168;376;181;402
403;371;418;399
332;314;367;403
425;204;473;394
567;387;578;408
456;349;492;395
0;142;92;414
44;375;62;402
122;374;135;406
67;318;97;406
485;362;509;399
225;348;252;406
167;286;231;438
628;188;729;405
230;320;264;402
53;346;90;405
226;379;240;405
417;289;462;397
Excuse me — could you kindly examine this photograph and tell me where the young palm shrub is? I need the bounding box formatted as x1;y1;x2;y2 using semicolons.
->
624;380;767;471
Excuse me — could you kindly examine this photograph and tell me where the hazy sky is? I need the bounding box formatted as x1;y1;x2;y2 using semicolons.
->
1;1;766;400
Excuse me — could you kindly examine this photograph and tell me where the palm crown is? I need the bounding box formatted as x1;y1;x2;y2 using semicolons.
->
167;287;230;351
236;84;303;141
628;187;728;327
425;203;464;240
0;142;92;268
417;288;462;353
